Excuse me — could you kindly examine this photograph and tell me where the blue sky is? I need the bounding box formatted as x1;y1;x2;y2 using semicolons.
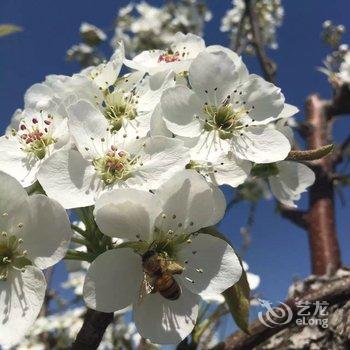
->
1;0;350;322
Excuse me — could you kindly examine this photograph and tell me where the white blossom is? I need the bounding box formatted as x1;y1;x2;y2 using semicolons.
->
160;50;291;165
37;100;190;209
221;0;284;54
124;32;206;75
0;171;71;348
338;51;350;84
0;109;70;187
266;118;315;207
111;1;211;57
268;161;315;208
83;170;242;344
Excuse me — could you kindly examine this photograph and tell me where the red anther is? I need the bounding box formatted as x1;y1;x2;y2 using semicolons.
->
115;163;124;171
21;134;27;139
44;120;51;125
118;151;126;157
32;118;38;124
44;128;48;133
20;124;26;130
158;52;180;63
111;145;117;151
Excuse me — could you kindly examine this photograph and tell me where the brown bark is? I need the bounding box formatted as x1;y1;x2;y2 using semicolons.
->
71;309;113;350
210;275;350;350
305;95;341;275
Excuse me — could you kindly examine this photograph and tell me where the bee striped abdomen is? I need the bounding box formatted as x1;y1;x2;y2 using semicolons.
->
156;273;181;300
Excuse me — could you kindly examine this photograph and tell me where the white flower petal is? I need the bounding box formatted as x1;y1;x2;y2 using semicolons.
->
189;131;231;161
37;149;98;209
0;171;29;217
232;127;291;163
24;83;54;111
205;45;249;83
0;172;30;237
171;32;206;58
247;272;260;290
150;104;173;137
23;194;71;269
189;51;238;102
237;76;284;123
0;136;39;187
205;153;252;188
135;136;190;190
0;266;46;349
83;248;143;312
155;170;226;232
178;234;242;295
94;189;162;241
91;42;124;90
275;118;294;145
269;161;315;207
161;86;203;138
278;103;299;119
124;50;164;72
201;292;225;304
68;100;108;159
133;287;199;344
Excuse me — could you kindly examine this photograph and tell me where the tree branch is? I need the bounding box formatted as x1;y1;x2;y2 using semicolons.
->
211;275;350;350
305;94;341;275
279;206;308;230
325;84;350;117
72;309;114;350
233;4;249;55
245;0;276;83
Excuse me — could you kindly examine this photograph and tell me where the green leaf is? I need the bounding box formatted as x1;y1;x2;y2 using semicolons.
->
201;227;251;333
286;144;334;161
223;265;251;334
251;163;279;178
0;24;22;37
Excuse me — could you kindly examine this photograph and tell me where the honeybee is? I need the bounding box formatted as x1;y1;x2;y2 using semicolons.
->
139;249;184;302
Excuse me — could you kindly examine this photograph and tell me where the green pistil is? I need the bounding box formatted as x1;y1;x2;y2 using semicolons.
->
93;149;138;185
0;233;31;281
185;160;200;170
118;230;191;260
26;137;55;160
150;229;191;258
103;93;137;133
203;104;245;140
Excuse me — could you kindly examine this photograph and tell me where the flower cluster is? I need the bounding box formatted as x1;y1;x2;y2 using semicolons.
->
111;0;211;57
1;31;315;347
0;172;71;348
319;21;350;86
67;22;107;67
221;0;284;54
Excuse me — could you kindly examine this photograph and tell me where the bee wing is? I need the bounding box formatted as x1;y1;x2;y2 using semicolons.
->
138;273;155;304
164;260;185;275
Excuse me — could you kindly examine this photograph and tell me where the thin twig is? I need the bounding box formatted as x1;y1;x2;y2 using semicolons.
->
279;206;308;230
245;0;276;83
233;3;249;55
